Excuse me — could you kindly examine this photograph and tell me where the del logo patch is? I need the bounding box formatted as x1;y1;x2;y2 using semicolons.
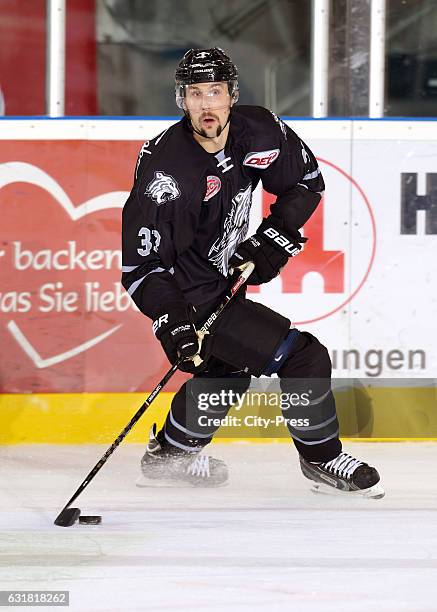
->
243;149;280;169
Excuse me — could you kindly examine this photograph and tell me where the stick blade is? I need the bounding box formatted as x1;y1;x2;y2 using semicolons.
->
54;507;81;527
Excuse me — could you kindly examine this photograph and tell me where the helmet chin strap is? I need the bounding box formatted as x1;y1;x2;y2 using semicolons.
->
185;108;232;140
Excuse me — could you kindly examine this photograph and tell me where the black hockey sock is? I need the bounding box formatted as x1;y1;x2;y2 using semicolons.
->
277;331;342;462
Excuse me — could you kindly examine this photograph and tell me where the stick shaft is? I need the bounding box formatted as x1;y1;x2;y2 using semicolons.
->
54;263;254;520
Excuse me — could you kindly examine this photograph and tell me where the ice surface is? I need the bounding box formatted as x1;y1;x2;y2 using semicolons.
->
1;442;437;611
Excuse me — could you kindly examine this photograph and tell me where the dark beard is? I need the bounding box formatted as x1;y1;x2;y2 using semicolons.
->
199;122;223;138
185;109;228;139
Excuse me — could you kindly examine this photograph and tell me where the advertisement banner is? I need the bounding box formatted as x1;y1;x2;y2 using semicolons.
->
0;119;436;399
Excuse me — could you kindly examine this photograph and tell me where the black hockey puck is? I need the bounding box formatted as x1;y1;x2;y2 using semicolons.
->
79;515;102;525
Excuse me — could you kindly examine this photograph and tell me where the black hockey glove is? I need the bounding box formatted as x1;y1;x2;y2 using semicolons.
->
152;304;210;373
229;217;307;285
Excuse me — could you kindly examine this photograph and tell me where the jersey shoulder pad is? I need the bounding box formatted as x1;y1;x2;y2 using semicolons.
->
233;105;291;147
233;106;292;171
134;121;184;180
233;104;284;131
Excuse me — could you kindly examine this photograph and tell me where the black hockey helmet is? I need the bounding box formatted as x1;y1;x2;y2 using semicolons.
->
175;48;239;108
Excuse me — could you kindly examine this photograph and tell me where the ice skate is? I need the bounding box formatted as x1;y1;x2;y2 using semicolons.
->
136;426;229;488
300;451;385;499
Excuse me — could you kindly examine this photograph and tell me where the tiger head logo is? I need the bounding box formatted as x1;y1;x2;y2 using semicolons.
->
145;171;181;205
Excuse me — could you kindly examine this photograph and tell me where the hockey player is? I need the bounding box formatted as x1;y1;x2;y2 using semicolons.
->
121;48;384;498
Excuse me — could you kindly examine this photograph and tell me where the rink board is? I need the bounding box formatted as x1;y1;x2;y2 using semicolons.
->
0;118;437;442
1;387;437;443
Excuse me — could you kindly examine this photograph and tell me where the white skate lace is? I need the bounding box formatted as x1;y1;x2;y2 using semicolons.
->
321;452;363;480
186;454;210;478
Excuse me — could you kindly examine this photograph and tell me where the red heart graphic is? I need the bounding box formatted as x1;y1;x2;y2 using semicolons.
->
0;140;188;392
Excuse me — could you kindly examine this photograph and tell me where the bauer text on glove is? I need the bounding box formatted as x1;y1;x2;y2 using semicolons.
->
229;217;307;285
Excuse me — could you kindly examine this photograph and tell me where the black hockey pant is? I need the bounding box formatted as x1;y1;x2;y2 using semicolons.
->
159;297;342;463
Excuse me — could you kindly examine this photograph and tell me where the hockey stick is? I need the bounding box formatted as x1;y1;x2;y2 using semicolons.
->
54;261;255;526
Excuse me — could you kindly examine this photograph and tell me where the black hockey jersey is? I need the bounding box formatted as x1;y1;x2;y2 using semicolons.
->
121;106;324;320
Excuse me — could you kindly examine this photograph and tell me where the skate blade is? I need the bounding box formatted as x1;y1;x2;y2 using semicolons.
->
135;474;228;489
310;481;385;499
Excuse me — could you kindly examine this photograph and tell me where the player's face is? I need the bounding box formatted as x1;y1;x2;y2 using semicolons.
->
184;82;232;138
